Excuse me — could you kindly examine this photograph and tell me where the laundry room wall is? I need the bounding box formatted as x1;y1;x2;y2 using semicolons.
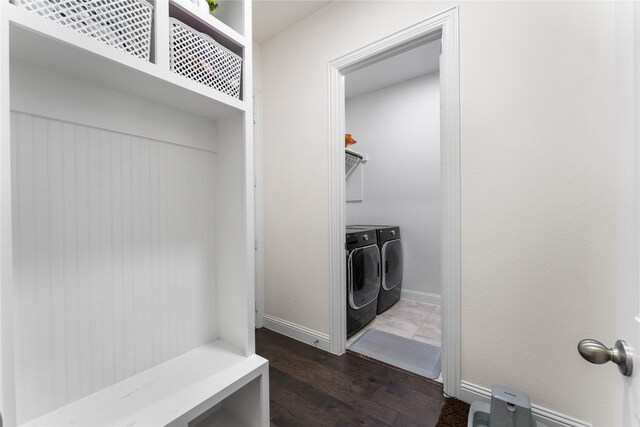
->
345;73;441;301
259;1;616;425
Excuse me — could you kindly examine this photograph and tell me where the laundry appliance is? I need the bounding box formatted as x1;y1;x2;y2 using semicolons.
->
345;226;381;338
348;225;403;314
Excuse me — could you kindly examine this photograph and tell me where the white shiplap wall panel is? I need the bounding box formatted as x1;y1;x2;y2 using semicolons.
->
11;112;217;424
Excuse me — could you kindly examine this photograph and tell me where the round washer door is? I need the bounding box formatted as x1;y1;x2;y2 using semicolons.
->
382;239;403;290
348;244;381;309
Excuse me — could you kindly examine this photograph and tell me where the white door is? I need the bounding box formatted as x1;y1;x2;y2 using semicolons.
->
580;4;639;425
615;2;640;425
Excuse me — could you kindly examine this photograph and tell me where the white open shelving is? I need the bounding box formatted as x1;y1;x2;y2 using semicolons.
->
7;0;245;120
345;148;366;178
0;0;267;426
169;0;246;47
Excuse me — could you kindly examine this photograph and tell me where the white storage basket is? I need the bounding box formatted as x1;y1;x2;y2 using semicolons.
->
169;18;242;99
13;0;153;61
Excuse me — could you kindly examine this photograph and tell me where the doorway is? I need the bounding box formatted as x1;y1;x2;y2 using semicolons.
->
344;40;442;381
327;7;460;397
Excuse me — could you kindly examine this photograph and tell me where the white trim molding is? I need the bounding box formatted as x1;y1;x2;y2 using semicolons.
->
460;381;591;427
400;289;441;305
262;315;331;353
327;7;460;398
614;1;640;426
0;2;17;424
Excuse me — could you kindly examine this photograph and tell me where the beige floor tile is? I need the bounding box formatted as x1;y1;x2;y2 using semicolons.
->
413;318;441;347
347;300;442;352
422;312;441;329
379;306;428;324
391;299;436;318
374;312;424;337
425;313;441;330
429;304;441;319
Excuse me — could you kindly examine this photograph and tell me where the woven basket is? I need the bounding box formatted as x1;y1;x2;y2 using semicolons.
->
169;18;243;99
13;0;153;61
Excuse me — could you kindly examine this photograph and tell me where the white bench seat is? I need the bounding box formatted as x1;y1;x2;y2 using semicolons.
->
23;340;268;427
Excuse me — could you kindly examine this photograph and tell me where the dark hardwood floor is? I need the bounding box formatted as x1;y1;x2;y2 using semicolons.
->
255;328;446;427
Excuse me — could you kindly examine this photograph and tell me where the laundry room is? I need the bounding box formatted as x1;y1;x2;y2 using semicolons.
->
344;39;443;380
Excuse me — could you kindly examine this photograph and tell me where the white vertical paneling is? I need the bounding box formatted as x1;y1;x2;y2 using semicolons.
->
61;122;80;403
17;113;37;421
10;111;20;423
110;132;124;383
48;118;66;411
99;130;115;388
33;116;52;415
158;143;168;363
166;144;176;361
13;112;28;424
75;124;92;400
130;135;143;374
120;134;135;380
87;126;102;393
11;112;217;424
140;137;151;369
177;145;187;353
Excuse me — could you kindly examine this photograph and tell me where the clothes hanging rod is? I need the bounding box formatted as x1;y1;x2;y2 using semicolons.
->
345;148;363;159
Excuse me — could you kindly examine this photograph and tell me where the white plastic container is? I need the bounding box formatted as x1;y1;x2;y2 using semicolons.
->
169;18;243;99
12;0;154;61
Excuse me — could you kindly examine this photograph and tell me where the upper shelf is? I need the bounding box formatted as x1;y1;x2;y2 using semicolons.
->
170;0;245;51
7;2;246;120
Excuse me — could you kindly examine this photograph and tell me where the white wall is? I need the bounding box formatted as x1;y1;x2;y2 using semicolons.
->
345;73;440;297
10;62;219;424
260;1;616;425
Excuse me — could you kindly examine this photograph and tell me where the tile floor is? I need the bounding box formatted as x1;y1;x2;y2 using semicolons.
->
347;299;442;382
347;299;441;349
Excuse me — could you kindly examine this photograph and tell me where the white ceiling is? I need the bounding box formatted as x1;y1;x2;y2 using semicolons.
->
252;0;330;44
345;39;441;99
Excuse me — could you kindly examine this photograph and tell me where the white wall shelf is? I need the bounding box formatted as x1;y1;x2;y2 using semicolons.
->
169;0;246;49
345;148;366;179
8;2;245;120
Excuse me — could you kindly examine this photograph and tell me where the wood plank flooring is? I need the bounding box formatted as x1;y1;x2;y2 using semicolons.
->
255;328;446;427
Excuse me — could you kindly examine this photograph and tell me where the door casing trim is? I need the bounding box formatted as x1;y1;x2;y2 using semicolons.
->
327;7;461;397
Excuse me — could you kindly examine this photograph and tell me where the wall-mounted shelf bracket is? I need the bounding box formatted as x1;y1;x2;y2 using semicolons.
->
345;148;367;179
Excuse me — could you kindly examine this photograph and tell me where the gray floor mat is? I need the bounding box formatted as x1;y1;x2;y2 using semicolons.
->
348;328;441;379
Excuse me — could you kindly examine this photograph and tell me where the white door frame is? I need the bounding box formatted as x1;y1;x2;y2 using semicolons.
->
327;7;461;398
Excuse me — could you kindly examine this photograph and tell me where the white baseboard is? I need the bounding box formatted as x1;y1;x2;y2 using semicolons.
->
400;289;441;305
459;381;591;427
262;315;331;352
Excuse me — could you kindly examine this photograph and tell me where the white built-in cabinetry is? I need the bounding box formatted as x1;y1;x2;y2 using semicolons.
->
0;0;267;425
